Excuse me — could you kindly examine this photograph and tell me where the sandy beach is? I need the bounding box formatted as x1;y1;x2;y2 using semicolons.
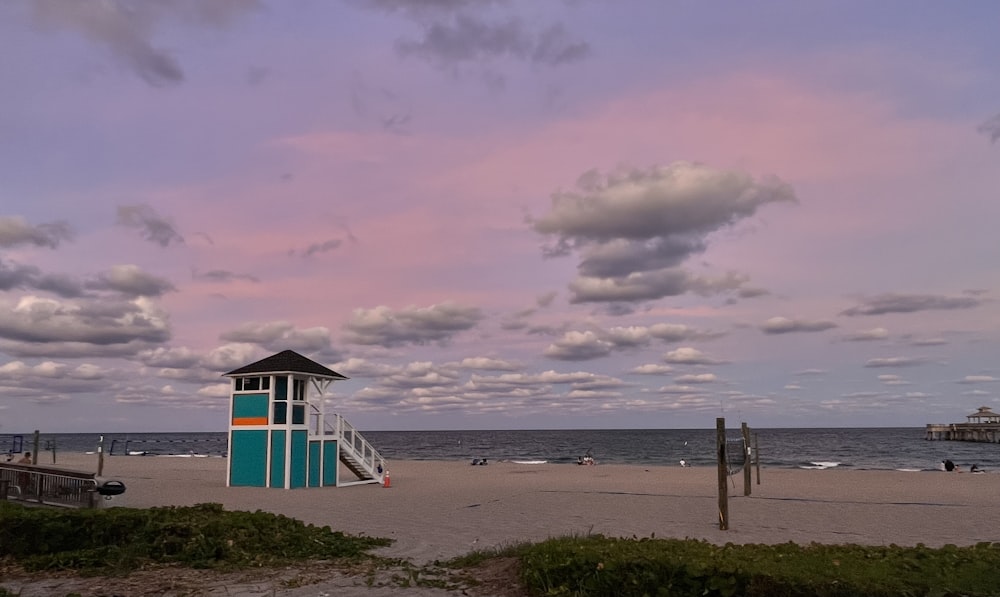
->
5;454;1000;596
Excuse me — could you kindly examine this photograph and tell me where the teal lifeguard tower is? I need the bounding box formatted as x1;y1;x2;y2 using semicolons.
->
223;350;386;488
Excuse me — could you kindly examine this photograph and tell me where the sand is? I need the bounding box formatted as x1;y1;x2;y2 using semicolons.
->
5;454;1000;596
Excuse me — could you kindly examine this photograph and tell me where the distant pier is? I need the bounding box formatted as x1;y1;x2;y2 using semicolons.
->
925;423;1000;443
926;406;1000;443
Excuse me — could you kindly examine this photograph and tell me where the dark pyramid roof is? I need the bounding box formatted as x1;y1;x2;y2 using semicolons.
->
223;349;348;380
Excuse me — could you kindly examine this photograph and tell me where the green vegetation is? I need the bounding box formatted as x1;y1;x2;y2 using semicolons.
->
0;502;390;573
512;535;1000;597
4;503;1000;596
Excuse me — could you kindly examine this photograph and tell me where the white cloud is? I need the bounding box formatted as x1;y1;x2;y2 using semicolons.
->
864;356;926;368
958;375;998;384
845;327;889;341
663;347;724;365
673;373;717;384
544;330;613;361
629;363;673;375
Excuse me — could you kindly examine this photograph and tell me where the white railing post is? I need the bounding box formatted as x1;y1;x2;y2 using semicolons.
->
319;413;386;485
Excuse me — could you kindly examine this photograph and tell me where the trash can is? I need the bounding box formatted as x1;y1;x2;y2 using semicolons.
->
93;478;127;508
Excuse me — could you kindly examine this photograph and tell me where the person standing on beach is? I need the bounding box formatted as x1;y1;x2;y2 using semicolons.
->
16;452;32;493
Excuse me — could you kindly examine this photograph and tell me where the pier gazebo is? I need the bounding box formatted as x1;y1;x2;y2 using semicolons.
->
966;406;1000;424
925;405;1000;443
224;349;385;489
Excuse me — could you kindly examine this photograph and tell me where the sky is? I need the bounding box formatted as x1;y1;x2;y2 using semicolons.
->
2;0;1000;433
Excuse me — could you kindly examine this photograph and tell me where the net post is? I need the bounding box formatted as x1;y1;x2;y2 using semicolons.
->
32;430;39;465
716;417;728;530
754;432;761;485
742;422;752;496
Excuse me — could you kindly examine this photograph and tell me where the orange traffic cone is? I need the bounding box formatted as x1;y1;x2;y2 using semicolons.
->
383;470;391;488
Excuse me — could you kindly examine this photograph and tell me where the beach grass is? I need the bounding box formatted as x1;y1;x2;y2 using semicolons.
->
4;500;1000;596
0;501;390;574
510;535;1000;597
5;455;1000;596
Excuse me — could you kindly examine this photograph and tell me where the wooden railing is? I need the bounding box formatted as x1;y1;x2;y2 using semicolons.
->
0;462;101;508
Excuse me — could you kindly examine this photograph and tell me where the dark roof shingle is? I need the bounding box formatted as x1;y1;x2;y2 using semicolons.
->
223;349;348;380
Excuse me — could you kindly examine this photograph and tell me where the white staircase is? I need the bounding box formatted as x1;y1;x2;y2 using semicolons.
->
313;411;386;487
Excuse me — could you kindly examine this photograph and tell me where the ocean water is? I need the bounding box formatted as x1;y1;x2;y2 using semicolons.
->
4;428;1000;472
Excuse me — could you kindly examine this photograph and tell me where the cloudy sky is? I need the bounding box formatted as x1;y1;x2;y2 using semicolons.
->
2;0;999;433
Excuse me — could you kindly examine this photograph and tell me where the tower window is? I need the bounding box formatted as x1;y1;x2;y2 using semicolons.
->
235;376;271;392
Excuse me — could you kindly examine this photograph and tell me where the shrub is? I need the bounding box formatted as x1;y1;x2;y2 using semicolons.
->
516;535;1000;597
0;502;391;573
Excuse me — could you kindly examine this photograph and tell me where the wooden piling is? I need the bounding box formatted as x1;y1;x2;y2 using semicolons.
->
742;422;751;496
716;417;728;530
97;435;105;477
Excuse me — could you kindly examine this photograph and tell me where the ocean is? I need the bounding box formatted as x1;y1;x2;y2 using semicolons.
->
3;428;999;472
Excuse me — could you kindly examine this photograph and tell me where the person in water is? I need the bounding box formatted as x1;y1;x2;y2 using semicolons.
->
943;459;957;472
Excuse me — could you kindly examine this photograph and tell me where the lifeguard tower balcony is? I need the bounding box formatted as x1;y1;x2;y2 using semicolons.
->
224;350;385;488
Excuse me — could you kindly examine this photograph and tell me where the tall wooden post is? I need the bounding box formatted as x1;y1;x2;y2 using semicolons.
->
32;430;40;465
46;439;57;464
742;422;751;496
716;417;728;530
97;435;105;477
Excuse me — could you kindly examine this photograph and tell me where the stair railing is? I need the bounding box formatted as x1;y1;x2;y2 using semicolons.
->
332;415;385;481
308;404;385;483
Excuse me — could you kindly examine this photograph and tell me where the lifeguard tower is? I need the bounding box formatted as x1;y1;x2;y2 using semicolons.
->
223;349;385;488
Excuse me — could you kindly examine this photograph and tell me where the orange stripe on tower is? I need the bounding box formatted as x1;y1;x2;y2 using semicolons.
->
232;416;268;426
